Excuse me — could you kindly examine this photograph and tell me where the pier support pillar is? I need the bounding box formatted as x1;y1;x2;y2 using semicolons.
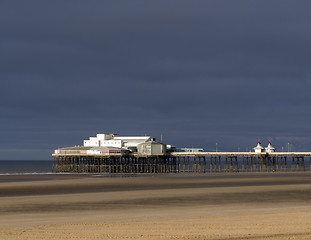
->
235;156;238;172
218;156;221;172
297;157;301;171
225;157;228;172
264;156;267;172
229;157;233;172
302;157;305;171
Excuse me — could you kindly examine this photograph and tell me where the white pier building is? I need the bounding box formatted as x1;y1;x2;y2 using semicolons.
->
83;133;152;149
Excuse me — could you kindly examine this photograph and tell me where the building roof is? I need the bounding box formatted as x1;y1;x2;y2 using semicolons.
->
138;139;165;145
90;146;125;151
58;146;92;150
265;142;275;150
114;136;150;140
253;142;264;150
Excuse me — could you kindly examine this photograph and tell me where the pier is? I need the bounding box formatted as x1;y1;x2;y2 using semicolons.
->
53;152;311;174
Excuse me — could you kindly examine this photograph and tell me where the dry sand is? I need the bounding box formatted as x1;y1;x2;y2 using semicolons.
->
0;172;310;240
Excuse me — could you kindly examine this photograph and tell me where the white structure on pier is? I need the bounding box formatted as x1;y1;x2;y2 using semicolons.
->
253;142;264;153
265;142;275;153
83;133;152;149
253;141;276;153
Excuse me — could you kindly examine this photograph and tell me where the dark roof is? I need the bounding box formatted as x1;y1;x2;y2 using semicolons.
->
58;146;92;150
138;140;165;145
90;146;125;151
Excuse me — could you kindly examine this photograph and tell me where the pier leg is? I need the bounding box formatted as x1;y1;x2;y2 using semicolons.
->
198;156;203;173
251;157;254;172
214;156;217;172
218;156;221;172
103;157;106;173
225;157;228;172
130;157;133;173
235;156;238;172
262;156;268;172
272;157;276;172
169;157;172;173
157;157;160;173
168;157;172;173
245;157;248;172
150;157;153;173
62;157;65;172
142;157;145;173
163;157;166;173
141;157;143;173
146;157;149;173
178;157;181;173
174;157;177;173
230;157;233;172
187;157;190;173
296;157;300;171
99;158;103;173
139;157;142;173
162;156;165;173
81;157;84;173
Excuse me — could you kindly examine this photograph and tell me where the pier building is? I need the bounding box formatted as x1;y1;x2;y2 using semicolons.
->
83;133;152;148
265;142;275;153
137;140;166;155
253;142;264;153
253;141;276;153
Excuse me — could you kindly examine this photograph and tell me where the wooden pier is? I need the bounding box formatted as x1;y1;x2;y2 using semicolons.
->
52;152;311;174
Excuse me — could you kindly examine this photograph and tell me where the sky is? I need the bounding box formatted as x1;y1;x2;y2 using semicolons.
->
1;1;311;160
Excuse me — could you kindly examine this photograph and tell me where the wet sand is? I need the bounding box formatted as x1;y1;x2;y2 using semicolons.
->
0;172;310;239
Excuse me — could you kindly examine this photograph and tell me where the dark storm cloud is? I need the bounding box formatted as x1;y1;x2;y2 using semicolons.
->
1;0;311;159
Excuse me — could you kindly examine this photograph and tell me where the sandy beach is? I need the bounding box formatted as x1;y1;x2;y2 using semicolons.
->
0;172;310;240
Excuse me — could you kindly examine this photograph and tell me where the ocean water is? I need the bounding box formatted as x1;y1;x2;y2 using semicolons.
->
0;160;54;175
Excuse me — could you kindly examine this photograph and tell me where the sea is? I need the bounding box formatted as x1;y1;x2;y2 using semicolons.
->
0;160;54;175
